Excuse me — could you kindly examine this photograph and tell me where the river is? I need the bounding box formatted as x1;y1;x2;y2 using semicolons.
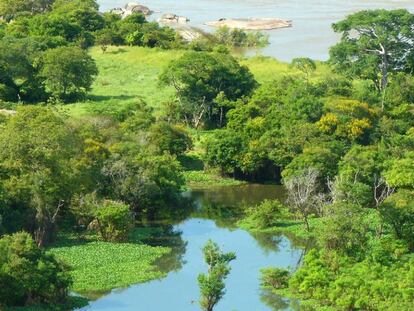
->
97;0;414;61
79;184;304;311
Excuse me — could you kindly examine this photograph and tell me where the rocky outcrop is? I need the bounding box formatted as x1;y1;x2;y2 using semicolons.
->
178;29;202;41
158;13;190;25
205;18;292;30
110;2;152;19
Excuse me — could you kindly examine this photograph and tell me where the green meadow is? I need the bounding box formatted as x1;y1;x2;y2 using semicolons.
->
63;46;331;118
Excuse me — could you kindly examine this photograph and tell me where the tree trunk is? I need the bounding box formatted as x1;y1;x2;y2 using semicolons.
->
34;202;62;247
380;51;389;110
303;214;310;232
34;215;56;248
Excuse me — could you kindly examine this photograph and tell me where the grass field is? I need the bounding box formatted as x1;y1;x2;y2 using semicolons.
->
63;46;183;117
63;46;331;117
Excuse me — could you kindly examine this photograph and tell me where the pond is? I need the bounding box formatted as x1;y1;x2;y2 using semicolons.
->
97;0;414;61
79;184;304;311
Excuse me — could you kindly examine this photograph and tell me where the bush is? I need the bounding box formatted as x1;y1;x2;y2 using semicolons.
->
0;232;71;308
245;200;285;229
94;201;134;242
260;267;290;290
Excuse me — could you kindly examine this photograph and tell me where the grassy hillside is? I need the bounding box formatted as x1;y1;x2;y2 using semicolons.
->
63;46;331;117
63;46;183;116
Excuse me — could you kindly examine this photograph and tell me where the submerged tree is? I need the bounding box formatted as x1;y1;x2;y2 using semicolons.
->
198;240;236;311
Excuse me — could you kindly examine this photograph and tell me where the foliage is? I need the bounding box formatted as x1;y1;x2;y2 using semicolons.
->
318;203;370;258
39;46;98;101
213;26;269;48
198;240;236;311
260;267;290;290
0;232;71;308
0;106;83;246
243;200;286;229
0;0;54;22
147;122;192;156
289;249;414;311
290;57;316;82
380;190;414;249
93;201;134;242
330;9;414;95
160;51;257;128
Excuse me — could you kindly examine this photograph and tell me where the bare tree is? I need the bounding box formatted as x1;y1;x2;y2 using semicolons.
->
373;175;395;237
373;175;394;207
285;168;322;232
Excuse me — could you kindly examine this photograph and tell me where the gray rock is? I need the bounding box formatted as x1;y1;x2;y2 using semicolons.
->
110;2;153;19
162;13;177;20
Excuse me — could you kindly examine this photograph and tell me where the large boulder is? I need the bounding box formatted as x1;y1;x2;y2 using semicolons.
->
110;2;152;19
124;2;152;15
159;13;190;25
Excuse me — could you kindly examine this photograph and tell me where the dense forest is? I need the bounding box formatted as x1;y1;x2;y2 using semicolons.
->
0;0;414;310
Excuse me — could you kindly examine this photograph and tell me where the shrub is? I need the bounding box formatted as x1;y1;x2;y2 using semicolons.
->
260;267;290;290
94;201;134;242
245;200;285;229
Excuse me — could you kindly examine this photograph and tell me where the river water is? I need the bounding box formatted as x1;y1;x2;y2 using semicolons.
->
80;184;304;311
97;0;414;61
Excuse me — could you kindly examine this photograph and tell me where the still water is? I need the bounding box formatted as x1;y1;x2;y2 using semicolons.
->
80;184;303;311
97;0;414;61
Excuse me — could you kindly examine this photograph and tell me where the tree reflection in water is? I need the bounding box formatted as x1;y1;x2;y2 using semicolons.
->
260;289;301;311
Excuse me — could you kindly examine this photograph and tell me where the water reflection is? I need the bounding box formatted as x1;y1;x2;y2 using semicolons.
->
81;184;304;311
260;289;301;311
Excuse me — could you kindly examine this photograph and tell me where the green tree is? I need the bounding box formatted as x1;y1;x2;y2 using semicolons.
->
0;0;54;22
39;46;98;101
244;200;285;229
319;203;369;258
0;106;82;246
0;232;71;307
147;122;192;156
380;190;414;248
0;37;45;102
260;267;290;290
198;240;236;311
93;201;134;242
384;152;414;189
330;9;414;103
290;57;316;84
160;51;257;128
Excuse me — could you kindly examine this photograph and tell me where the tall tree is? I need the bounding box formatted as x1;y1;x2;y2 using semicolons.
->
330;9;414;106
0;106;82;246
160;51;257;128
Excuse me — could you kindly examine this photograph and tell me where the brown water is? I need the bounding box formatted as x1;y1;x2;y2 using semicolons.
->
79;184;304;311
97;0;414;61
